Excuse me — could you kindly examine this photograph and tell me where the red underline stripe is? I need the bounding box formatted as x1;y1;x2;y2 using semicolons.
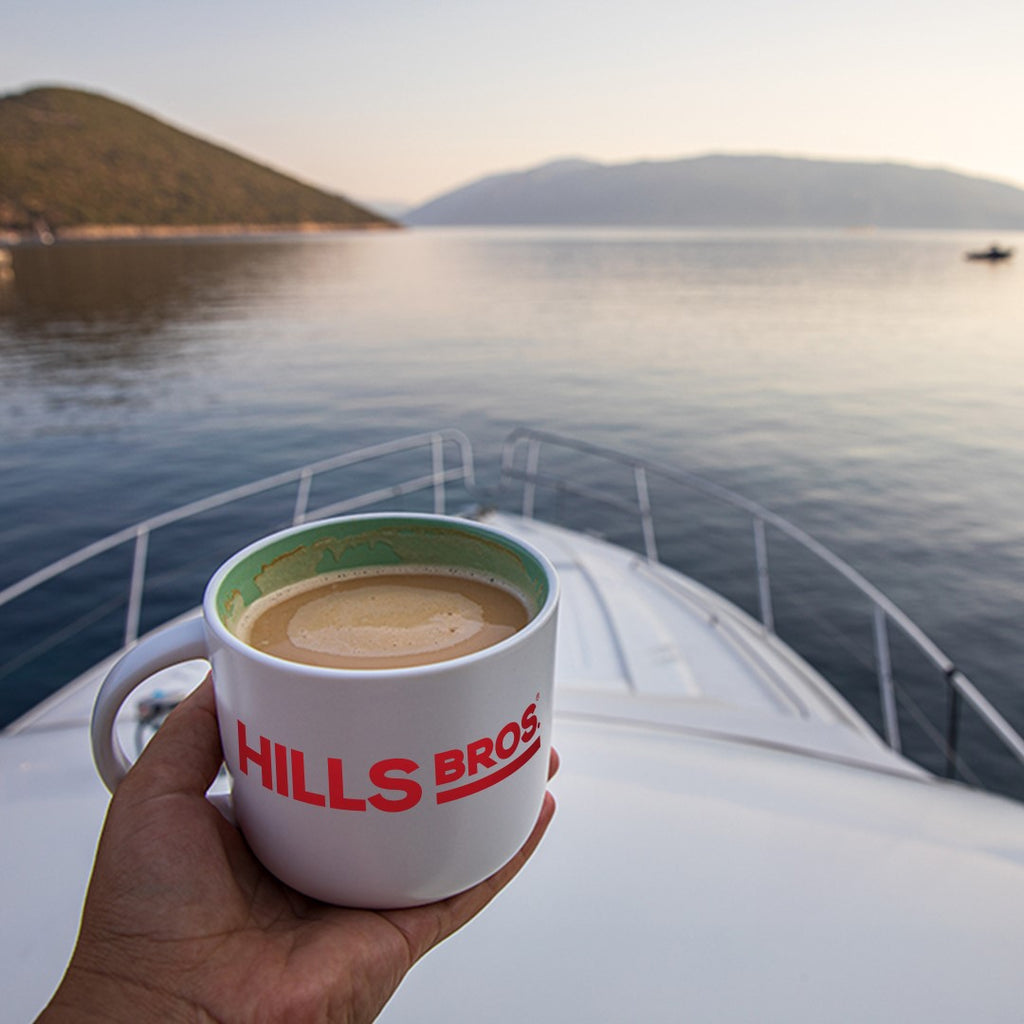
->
435;737;542;804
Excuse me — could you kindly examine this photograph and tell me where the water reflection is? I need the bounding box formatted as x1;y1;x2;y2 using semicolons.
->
0;237;352;428
0;237;311;344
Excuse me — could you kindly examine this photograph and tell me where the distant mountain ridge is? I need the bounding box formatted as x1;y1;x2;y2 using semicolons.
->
404;154;1024;229
0;86;395;240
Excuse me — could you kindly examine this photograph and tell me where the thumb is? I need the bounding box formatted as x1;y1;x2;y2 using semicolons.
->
117;673;224;805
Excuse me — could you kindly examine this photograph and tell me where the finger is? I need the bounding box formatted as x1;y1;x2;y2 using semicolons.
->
119;674;224;804
472;789;556;904
547;746;560;780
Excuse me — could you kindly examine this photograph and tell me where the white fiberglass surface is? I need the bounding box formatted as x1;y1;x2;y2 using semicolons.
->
2;516;1007;1020
6;709;1024;1023
381;715;1024;1024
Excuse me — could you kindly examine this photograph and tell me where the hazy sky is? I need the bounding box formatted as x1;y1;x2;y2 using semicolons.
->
5;0;1024;208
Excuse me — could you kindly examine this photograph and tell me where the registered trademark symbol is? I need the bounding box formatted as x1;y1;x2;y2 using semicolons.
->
535;692;540;701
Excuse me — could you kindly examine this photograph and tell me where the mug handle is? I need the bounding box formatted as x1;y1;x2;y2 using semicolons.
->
90;616;221;800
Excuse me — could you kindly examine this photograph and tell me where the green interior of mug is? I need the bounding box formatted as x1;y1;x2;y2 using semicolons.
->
216;516;549;634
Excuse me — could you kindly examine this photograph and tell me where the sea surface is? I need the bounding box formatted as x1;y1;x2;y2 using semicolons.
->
2;226;1023;797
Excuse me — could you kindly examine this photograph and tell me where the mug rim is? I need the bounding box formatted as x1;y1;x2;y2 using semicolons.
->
203;512;559;678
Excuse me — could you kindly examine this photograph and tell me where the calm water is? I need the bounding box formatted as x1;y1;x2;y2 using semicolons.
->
2;227;1023;795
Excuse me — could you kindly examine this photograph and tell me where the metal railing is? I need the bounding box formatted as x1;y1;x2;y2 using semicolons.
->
0;430;476;655
5;424;1023;791
500;427;1024;783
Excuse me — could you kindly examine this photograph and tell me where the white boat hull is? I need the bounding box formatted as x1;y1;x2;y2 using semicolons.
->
4;512;1023;1022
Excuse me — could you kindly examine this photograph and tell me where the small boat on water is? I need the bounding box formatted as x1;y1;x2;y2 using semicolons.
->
3;428;1024;1022
965;244;1014;261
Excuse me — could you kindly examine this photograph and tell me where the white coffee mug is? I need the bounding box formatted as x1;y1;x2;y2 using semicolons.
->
91;513;559;908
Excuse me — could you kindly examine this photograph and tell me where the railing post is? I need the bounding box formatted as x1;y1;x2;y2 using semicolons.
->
124;527;150;647
945;672;961;779
634;466;658;562
293;468;313;525
522;439;541;519
431;433;446;515
753;517;775;633
872;605;902;752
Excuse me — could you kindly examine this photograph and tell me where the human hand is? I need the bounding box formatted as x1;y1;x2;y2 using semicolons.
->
40;675;557;1023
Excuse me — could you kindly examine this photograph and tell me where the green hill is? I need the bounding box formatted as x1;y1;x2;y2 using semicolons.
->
0;86;394;238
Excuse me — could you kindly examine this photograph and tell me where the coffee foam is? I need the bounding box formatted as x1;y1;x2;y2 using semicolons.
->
286;581;486;658
234;565;529;667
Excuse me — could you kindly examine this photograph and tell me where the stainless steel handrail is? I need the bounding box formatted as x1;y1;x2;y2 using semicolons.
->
499;427;1024;778
5;424;1022;787
0;430;476;650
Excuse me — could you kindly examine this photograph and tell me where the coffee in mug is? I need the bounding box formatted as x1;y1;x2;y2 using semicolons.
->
91;513;559;908
236;568;530;670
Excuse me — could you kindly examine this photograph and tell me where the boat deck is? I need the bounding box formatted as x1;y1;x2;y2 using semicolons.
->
487;512;916;775
5;514;1023;1022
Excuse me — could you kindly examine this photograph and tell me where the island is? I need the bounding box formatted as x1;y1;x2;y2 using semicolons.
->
0;86;396;244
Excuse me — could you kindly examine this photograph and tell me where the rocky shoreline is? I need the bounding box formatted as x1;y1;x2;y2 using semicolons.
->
0;220;400;246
